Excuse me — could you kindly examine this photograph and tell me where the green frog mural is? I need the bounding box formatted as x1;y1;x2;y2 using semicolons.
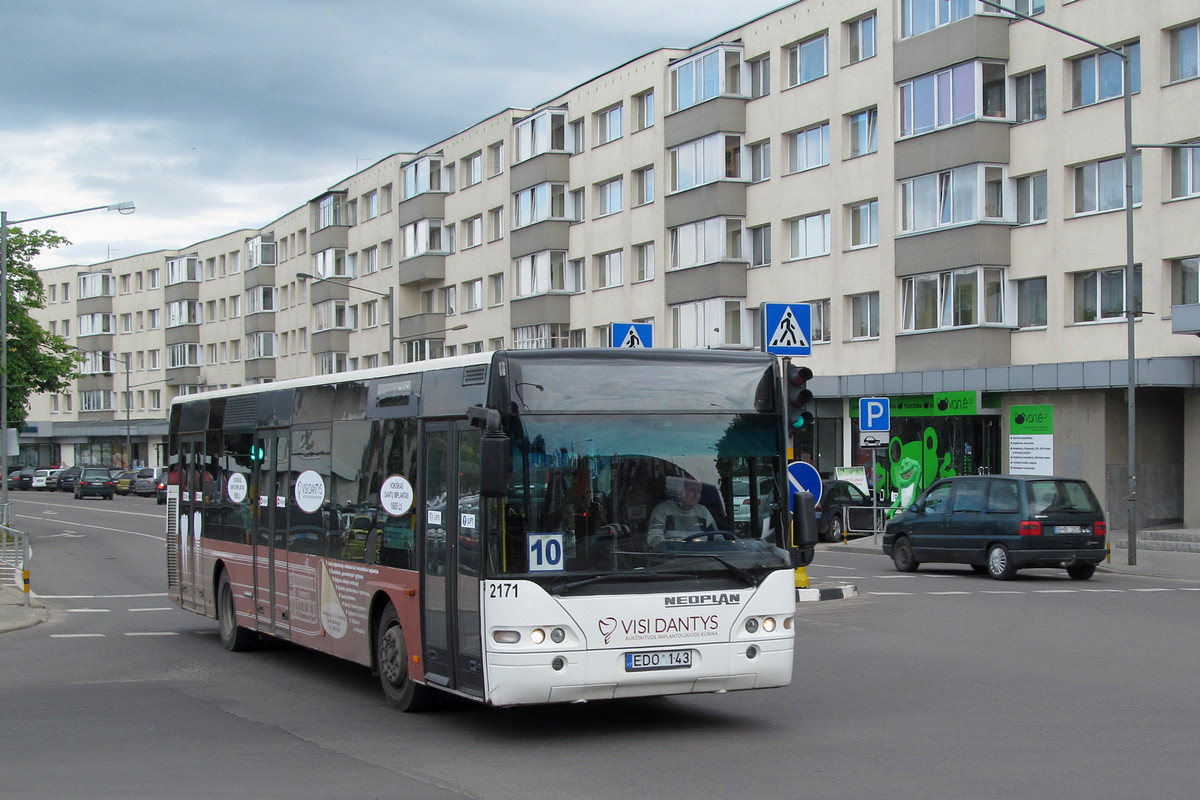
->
884;427;956;516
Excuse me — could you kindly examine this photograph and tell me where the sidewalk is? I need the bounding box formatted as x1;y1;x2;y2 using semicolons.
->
0;584;48;634
817;529;1200;583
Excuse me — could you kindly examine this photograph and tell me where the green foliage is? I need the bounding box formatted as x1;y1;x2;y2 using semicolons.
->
3;226;82;427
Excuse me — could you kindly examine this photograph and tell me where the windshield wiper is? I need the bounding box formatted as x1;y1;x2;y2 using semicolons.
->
655;551;761;586
549;569;696;595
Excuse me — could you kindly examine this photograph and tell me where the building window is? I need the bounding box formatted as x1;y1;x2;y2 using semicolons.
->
634;242;655;282
488;141;505;176
596;250;623;289
809;298;832;343
315;300;356;332
670;46;742;111
514;182;567;227
515;108;567;162
1013;69;1046;123
901;0;993;39
748;55;770;98
1073;265;1141;322
513;323;569;350
1017;277;1047;328
442;286;457;316
361;300;379;329
749;224;771;267
595;104;623;145
78;272;115;299
671;298;746;348
488;207;504;241
1072;42;1140;108
489;273;504;306
313;247;352;277
846;13;876;64
786;122;830;173
247;333;277;360
463;279;483;312
786;33;828;87
462;215;483;249
462;152;483;187
1171;257;1199;305
166;256;200;285
670;217;743;269
849;200;879;248
849;292;880;339
748;140;771;182
1074;153;1141;215
1170;142;1200;199
1015;172;1048;224
167;343;202;368
900;61;1006;138
595;177;623;216
787;211;831;260
316;352;350;375
569;188;585;222
317;194;347;228
634;165;655;205
165;301;200;328
902;267;1004;331
846;108;877;158
515;251;577;297
1170;23;1199;82
569;118;585;154
670;133;742;191
633;90;654;131
246;286;276;314
901;164;1007;233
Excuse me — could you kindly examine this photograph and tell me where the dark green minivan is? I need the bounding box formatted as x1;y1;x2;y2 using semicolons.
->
883;475;1107;580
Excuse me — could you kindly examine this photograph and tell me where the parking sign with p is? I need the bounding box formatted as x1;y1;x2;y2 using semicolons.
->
858;397;890;448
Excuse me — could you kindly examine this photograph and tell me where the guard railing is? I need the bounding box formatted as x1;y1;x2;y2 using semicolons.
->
1;519;31;607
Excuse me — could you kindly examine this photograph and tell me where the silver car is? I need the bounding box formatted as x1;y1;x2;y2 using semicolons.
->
133;467;165;497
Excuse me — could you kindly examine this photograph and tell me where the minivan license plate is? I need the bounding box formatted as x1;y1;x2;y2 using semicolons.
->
625;650;691;671
1053;525;1084;534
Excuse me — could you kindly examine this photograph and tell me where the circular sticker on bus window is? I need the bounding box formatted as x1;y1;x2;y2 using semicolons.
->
227;473;248;504
294;469;326;514
380;474;414;517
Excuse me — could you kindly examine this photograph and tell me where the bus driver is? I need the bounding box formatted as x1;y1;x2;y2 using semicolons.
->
647;476;717;547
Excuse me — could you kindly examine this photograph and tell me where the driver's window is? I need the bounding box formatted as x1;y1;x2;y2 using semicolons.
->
922;483;952;513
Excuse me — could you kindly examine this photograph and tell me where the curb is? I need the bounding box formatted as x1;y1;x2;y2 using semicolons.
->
797;584;858;602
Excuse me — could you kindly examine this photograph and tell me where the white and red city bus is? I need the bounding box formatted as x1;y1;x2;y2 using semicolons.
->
166;348;816;710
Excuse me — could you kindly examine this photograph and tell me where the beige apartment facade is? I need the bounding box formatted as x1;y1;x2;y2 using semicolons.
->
24;0;1200;526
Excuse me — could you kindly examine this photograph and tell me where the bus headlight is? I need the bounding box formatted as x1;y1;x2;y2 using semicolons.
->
745;618;759;633
530;628;546;645
550;627;566;643
493;630;521;644
762;617;776;632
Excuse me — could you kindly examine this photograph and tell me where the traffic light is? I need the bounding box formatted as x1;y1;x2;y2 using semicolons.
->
786;364;815;431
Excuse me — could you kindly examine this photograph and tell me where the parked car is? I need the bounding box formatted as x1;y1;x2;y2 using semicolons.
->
31;468;58;491
883;475;1107;581
816;479;872;542
732;476;777;533
74;467;117;500
57;465;84;492
156;466;177;505
133;467;165;497
13;467;36;491
44;468;64;490
115;470;138;496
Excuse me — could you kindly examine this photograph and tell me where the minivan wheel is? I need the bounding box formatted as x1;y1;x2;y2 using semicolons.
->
891;536;919;572
986;544;1015;580
1066;562;1096;580
824;515;844;543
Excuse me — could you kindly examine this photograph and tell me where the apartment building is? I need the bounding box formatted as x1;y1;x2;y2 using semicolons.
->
25;0;1200;526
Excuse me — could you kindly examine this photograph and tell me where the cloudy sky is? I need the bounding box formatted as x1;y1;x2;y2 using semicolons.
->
4;0;789;270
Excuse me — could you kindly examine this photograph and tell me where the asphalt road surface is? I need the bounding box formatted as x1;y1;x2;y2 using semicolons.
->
3;493;1197;799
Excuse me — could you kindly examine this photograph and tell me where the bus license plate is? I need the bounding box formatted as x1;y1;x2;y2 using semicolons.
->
625;650;691;672
1053;525;1084;534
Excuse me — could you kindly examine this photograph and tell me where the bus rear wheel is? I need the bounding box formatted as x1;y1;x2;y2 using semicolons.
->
217;570;258;652
376;603;436;712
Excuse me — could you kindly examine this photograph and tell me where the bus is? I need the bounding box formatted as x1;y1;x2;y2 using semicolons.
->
165;348;816;710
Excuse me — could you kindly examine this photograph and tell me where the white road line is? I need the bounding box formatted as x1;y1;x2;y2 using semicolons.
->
1034;589;1078;594
868;591;913;596
1082;588;1125;592
38;593;167;600
980;590;1024;594
66;608;112;613
927;591;971;595
124;632;178;637
128;607;175;612
1130;588;1174;592
50;633;106;639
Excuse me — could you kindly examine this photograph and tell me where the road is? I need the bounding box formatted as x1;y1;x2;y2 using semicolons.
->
2;492;1197;799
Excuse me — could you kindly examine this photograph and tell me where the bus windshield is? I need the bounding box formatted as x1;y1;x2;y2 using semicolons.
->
493;412;789;589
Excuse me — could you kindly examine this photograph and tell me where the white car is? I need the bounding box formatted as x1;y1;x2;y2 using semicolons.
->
31;469;56;490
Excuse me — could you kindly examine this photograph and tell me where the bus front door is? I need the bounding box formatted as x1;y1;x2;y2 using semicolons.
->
252;431;291;637
421;421;484;699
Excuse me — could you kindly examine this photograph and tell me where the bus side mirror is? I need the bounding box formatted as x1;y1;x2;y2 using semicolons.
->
790;490;818;567
479;434;511;497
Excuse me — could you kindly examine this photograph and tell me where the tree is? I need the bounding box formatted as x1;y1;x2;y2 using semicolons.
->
3;226;81;428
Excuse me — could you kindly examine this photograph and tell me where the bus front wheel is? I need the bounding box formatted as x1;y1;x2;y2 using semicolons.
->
376;603;436;712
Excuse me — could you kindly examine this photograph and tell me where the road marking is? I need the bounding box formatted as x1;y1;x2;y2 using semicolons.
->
927;591;970;596
124;632;178;637
66;608;112;613
39;592;167;599
128;607;175;612
868;591;913;596
980;590;1023;594
1081;588;1125;592
50;633;106;638
1034;589;1078;594
1130;587;1173;592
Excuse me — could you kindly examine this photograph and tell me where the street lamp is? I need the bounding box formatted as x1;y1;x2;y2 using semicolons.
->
296;272;396;366
977;1;1139;564
0;202;135;522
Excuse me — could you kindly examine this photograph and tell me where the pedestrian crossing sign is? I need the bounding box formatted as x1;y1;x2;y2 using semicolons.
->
762;303;811;356
611;323;653;348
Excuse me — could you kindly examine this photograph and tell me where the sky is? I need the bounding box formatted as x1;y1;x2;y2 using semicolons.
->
3;0;791;270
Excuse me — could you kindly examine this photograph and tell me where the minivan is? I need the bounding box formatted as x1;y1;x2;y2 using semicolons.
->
882;475;1107;580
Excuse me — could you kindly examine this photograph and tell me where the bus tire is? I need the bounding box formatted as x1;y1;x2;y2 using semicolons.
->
376;603;436;712
217;570;258;652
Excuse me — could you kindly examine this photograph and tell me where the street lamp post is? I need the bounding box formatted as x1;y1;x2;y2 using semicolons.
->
976;1;1139;564
0;202;135;522
89;351;134;469
296;272;396;366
